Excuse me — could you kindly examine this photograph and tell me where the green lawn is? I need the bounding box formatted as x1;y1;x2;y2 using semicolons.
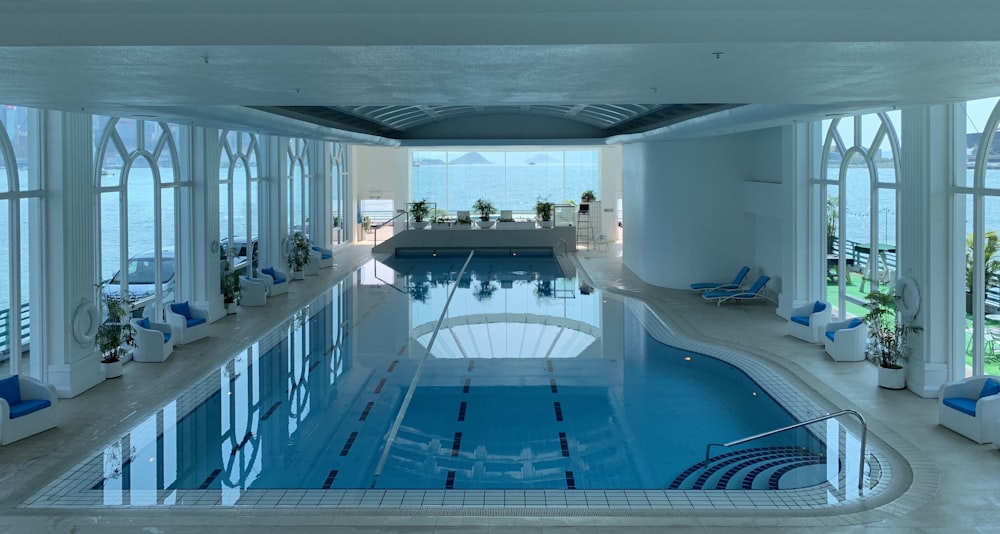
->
826;276;1000;376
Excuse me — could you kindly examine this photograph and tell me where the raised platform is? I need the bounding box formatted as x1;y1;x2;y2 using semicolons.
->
371;226;577;258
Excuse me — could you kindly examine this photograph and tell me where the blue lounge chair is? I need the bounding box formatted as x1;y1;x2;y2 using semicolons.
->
702;275;770;305
690;265;750;292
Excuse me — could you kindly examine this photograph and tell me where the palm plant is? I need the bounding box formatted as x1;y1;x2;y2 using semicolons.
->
472;198;496;221
863;288;921;369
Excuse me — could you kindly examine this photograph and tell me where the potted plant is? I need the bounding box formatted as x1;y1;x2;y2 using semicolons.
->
94;286;136;379
534;197;555;228
472;198;497;229
826;195;838;254
473;278;497;301
965;230;1000;313
221;259;241;314
456;212;473;228
286;230;312;279
408;199;432;229
581;189;597;203
863;288;922;389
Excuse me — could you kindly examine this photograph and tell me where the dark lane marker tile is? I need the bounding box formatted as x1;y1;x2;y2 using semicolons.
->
340;432;359;456
445;470;456;489
322;470;339;489
550;378;558;393
565;471;576;490
467;360;475;372
547;360;554;373
559;432;569;457
463;378;471;394
451;432;462;457
260;401;282;421
359;402;374;421
374;378;387;393
387;360;398;372
458;401;467;422
199;469;223;489
554;402;563;422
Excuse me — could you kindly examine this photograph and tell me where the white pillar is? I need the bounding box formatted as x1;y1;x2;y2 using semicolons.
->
259;136;286;270
777;122;824;318
187;127;225;322
41;110;104;397
899;104;962;397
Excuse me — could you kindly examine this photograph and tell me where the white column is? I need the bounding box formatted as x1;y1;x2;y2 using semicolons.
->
899;104;962;397
777;122;824;318
41;110;104;397
259;136;286;269
313;139;331;247
186;127;225;322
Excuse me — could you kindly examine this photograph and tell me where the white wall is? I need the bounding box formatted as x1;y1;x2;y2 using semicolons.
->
352;145;409;209
622;130;785;290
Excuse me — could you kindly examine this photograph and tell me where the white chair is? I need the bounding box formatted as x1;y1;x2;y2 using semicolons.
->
0;374;59;446
823;318;868;362
303;250;321;276
165;301;210;345
240;276;267;307
786;301;832;344
131;316;175;362
258;267;288;296
938;375;1000;444
500;209;513;221
311;245;334;268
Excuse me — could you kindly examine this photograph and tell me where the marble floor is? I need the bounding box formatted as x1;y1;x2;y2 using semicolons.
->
1;242;997;533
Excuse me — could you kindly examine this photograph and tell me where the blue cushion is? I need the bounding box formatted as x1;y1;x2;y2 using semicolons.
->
979;378;1000;399
137;317;151;330
186;317;206;328
8;398;50;419
848;318;862;328
171;301;191;319
790;315;810;326
262;267;275;277
825;330;836;342
0;375;21;406
163;332;171;343
272;275;286;284
943;396;978;417
812;301;826;314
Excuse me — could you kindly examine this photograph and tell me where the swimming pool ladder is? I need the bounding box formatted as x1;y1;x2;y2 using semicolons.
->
703;409;868;491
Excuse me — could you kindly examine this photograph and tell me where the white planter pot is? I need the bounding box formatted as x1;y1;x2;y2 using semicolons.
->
538;220;554;228
496;221;516;230
475;220;495;229
227;303;239;314
877;366;906;389
102;360;123;379
291;270;305;280
411;221;430;230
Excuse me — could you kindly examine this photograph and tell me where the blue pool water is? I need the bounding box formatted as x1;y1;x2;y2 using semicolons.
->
79;255;828;496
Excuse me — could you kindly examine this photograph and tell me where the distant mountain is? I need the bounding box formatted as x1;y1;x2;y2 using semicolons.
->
449;152;493;165
525;154;559;165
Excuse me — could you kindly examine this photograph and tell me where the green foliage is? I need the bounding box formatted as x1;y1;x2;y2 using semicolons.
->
534;197;554;221
286;230;312;271
581;190;596;202
221;260;241;305
408;199;431;222
94;285;136;364
826;196;838;252
966;230;1000;292
863;288;921;369
472;198;497;221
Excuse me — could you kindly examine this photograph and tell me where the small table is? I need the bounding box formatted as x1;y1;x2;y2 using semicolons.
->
827;255;855;284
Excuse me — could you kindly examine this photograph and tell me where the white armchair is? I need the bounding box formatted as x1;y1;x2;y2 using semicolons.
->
786;301;832;344
938;375;1000;444
131;316;175;362
304;250;321;276
258;267;288;296
240;276;267;307
165;301;210;345
823;318;868;362
311;245;334;268
0;374;59;446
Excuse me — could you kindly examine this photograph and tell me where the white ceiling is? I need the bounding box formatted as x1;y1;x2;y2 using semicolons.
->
3;1;1000;144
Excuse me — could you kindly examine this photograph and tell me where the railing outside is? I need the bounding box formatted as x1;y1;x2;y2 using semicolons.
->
0;302;30;359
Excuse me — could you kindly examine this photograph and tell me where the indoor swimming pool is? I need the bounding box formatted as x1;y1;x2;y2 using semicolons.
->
24;253;892;510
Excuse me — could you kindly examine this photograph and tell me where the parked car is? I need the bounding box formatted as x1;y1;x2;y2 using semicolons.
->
102;248;176;314
221;237;258;271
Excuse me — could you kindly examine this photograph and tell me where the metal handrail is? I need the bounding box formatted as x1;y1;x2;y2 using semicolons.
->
703;409;867;491
371;211;406;247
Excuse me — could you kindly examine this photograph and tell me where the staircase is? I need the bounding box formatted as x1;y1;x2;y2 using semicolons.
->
669;446;829;490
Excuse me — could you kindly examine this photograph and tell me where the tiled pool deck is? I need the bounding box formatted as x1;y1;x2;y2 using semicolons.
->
0;242;994;532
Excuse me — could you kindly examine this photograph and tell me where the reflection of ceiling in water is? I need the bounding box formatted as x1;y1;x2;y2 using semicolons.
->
412;313;600;359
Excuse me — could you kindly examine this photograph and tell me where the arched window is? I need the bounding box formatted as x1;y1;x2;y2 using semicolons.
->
0;105;41;376
287;139;310;239
220;131;261;275
820;112;901;319
329;142;349;245
960;97;1000;377
94;117;180;318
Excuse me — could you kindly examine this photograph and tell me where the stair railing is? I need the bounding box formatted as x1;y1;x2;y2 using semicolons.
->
703;409;867;491
371;211;406;248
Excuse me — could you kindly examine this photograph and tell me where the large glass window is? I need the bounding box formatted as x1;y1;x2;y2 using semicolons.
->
95;117;180;317
287;139;310;238
0;105;40;377
820;113;901;320
411;148;600;214
961;97;1000;377
329;142;348;245
220;131;260;275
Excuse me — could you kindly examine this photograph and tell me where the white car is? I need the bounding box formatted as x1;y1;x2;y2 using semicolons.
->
102;249;176;312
